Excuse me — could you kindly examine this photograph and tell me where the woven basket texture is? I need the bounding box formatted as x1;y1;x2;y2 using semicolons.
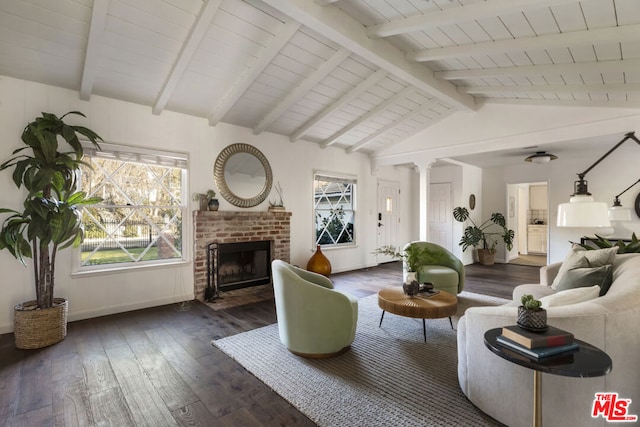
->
517;306;547;330
14;298;68;349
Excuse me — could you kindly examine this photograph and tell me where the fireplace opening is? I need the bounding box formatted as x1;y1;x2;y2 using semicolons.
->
206;240;271;299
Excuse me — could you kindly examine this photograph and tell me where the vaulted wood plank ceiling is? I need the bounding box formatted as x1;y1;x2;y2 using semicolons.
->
0;0;638;155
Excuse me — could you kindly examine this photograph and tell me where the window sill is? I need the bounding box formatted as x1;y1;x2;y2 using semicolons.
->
72;259;190;278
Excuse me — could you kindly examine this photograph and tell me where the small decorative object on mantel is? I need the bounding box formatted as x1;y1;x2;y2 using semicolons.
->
517;294;548;332
307;245;332;276
192;190;218;211
269;181;285;212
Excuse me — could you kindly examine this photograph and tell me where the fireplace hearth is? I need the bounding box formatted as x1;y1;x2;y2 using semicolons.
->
193;210;291;302
206;240;271;299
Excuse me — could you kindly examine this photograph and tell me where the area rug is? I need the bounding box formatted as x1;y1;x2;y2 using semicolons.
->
213;291;509;426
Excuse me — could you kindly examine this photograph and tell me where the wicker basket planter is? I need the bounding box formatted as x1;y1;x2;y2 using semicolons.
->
14;298;68;349
477;249;496;265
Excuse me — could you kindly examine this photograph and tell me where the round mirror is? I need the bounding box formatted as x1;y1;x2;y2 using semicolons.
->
214;143;273;208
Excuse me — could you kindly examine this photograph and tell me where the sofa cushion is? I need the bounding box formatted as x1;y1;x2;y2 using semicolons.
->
539;285;601;308
551;246;617;290
554;263;613;293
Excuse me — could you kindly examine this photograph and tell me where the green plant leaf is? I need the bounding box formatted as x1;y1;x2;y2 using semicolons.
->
453;206;470;222
491;212;506;227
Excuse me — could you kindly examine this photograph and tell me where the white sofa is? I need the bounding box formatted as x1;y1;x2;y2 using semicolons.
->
457;253;640;427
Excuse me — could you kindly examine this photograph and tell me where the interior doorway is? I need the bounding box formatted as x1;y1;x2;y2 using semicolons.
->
507;182;548;267
429;182;453;252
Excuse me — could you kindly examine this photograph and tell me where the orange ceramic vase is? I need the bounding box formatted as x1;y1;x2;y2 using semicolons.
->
307;245;332;276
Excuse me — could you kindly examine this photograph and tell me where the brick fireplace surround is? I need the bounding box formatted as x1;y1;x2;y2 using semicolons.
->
193;210;291;301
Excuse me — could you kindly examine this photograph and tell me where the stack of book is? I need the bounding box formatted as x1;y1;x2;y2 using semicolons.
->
496;325;578;360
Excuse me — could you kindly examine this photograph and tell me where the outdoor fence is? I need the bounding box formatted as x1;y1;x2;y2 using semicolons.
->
81;220;170;251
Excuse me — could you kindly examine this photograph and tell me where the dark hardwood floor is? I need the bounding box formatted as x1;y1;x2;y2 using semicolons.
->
0;262;539;426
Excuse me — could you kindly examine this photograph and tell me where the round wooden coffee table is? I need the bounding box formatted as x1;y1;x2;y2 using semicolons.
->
377;287;458;342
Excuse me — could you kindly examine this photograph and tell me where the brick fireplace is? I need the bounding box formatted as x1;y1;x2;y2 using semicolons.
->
193;210;291;301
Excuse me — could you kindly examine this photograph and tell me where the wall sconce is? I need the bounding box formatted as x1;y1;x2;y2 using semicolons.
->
608;178;640;221
557;132;640;228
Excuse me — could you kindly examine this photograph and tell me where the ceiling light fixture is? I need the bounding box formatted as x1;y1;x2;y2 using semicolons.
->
524;151;558;164
608;178;640;221
557;132;640;228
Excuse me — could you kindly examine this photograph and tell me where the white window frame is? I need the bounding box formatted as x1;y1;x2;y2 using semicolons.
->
313;171;357;249
73;142;189;274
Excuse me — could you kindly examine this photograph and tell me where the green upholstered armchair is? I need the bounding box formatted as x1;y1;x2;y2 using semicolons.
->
402;241;465;295
271;260;358;358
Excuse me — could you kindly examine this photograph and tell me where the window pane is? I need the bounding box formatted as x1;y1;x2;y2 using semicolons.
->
314;175;355;246
79;151;185;268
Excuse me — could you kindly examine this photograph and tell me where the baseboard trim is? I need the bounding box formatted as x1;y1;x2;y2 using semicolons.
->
0;293;194;335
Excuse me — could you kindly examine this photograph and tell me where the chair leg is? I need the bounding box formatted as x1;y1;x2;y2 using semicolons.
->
379;310;385;327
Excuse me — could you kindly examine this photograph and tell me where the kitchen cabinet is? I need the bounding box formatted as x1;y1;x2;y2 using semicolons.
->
527;225;547;254
529;185;548;210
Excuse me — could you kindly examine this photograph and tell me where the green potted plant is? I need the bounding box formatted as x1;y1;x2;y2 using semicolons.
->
453;206;514;265
372;244;442;283
0;111;103;349
192;189;218;211
573;233;640;253
518;294;547;331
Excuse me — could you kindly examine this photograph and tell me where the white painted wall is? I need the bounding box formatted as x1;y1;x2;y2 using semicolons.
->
0;76;415;333
482;145;640;264
429;163;481;265
376;102;640;266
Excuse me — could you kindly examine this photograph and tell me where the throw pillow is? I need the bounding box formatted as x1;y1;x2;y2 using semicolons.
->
551;246;617;290
539;285;601;308
553;264;613;293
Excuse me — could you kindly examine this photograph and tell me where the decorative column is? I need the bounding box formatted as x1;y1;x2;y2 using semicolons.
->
414;159;436;241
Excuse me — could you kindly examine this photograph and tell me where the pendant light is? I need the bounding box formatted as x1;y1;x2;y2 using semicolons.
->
557;132;640;227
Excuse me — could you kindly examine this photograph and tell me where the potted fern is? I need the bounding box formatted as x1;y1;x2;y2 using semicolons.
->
0;111;102;349
453;206;514;265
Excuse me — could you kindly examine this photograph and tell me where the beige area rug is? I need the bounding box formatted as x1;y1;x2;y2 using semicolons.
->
213;291;509;426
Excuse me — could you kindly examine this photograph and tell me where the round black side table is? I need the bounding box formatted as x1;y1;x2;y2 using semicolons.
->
484;327;612;427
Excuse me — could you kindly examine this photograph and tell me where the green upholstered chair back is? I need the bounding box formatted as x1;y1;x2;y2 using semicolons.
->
402;241;465;294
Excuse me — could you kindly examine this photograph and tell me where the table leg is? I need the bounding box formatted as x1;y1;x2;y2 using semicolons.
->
533;370;541;427
379;311;385;327
448;316;454;329
422;319;426;342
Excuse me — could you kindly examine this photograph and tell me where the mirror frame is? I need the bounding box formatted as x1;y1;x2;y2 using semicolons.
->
213;143;273;208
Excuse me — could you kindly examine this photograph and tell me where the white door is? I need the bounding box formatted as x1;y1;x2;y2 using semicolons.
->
429;182;453;252
376;180;401;263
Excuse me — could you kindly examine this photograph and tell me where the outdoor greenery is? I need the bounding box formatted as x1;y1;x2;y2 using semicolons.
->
80;154;184;266
81;247;159;265
314;175;355;246
453;206;514;254
0;111;103;309
316;206;354;245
